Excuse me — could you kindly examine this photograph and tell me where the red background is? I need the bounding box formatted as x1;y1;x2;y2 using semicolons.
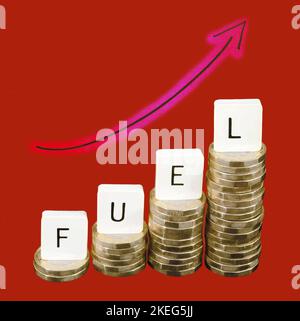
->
0;0;299;300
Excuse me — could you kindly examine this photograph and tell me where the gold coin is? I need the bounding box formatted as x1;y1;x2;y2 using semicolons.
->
150;238;202;253
205;255;259;272
149;229;202;246
205;229;261;245
149;218;203;239
206;219;262;234
209;166;265;181
208;211;264;229
208;195;264;208
208;170;266;188
207;192;264;208
93;256;145;269
150;212;203;228
151;206;204;222
208;198;263;214
149;251;201;266
149;260;201;276
93;257;145;273
94;261;146;277
91;249;146;266
33;248;90;282
148;256;201;271
207;186;265;203
207;175;263;194
150;189;206;216
206;244;261;259
92;248;146;265
92;222;148;249
150;245;202;260
207;183;264;201
206;260;258;277
206;235;261;252
34;264;89;282
92;242;146;256
207;206;264;221
208;143;266;167
206;247;261;265
206;224;261;241
208;159;265;174
149;247;202;264
92;246;147;260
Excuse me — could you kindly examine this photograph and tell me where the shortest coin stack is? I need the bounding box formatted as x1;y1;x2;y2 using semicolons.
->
148;189;206;276
205;143;266;277
92;222;148;277
33;248;90;282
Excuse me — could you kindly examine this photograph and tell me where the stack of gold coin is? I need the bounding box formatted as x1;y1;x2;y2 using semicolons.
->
148;189;206;276
91;222;148;277
205;143;266;277
33;248;90;282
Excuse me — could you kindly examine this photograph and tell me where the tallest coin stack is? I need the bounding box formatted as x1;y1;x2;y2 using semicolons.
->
205;143;266;277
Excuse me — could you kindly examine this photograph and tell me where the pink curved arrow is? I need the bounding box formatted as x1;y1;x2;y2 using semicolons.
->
35;19;248;153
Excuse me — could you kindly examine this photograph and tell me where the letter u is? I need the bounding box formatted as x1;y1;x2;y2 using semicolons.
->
111;202;126;222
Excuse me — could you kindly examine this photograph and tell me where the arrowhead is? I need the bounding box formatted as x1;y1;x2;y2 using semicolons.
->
208;19;248;58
